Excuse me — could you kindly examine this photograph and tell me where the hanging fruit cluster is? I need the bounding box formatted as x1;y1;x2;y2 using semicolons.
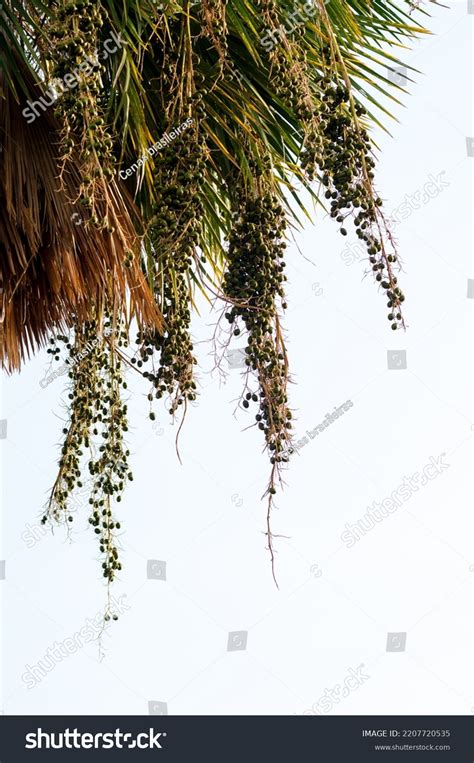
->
46;322;106;526
87;324;129;596
223;165;292;475
45;318;130;618
199;0;228;76
222;161;293;582
47;0;115;228
260;0;304;92
138;117;205;416
307;49;405;330
260;0;324;180
131;25;207;418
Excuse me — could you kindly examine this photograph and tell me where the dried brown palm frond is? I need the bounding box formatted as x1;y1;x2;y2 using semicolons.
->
0;65;162;372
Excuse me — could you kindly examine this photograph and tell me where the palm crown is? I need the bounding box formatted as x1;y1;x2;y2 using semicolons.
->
0;0;430;614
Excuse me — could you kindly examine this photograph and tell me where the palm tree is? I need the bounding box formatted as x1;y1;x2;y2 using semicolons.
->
0;0;431;615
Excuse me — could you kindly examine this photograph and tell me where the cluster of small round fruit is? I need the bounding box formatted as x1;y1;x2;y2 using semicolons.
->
199;0;229;75
311;67;405;329
87;330;129;585
45;319;130;587
223;175;293;467
48;0;115;228
135;103;206;415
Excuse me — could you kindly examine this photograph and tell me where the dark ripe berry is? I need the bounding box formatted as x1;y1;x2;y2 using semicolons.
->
340;228;347;236
242;400;249;409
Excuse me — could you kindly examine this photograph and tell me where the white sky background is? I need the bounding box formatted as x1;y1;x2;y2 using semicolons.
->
1;1;472;715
